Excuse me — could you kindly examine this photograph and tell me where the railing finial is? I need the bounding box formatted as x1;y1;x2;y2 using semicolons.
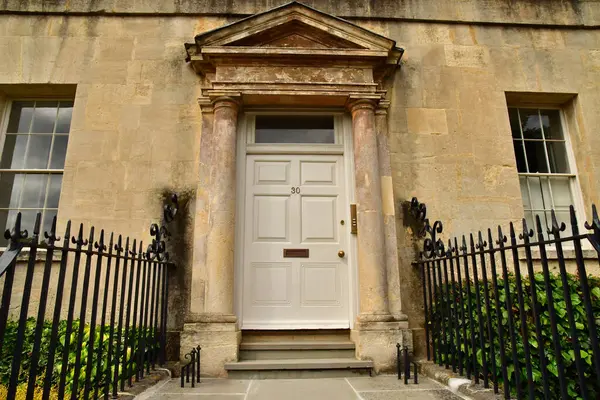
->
44;215;60;243
4;212;29;244
548;209;566;237
519;218;534;241
585;204;600;251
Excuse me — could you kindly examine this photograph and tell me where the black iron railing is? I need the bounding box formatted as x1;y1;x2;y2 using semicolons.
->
410;198;600;400
0;195;178;399
181;346;201;388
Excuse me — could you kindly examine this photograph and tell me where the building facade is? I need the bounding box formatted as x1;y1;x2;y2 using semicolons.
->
0;0;599;377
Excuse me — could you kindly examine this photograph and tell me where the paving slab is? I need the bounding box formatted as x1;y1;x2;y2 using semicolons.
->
246;378;360;400
154;378;250;394
346;375;440;391
359;389;464;400
137;376;463;400
147;395;245;400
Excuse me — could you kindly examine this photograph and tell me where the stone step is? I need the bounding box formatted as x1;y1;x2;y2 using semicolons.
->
241;329;350;343
239;341;355;360
225;358;373;379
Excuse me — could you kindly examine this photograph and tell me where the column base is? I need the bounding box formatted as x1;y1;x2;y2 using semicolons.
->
180;318;241;377
351;320;412;374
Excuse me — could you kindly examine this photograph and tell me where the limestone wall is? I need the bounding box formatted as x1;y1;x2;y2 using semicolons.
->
0;6;600;347
0;0;599;27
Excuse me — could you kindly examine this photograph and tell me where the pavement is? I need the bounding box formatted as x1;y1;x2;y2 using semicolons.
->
135;376;465;400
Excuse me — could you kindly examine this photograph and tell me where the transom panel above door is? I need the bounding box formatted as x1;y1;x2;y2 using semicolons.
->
242;154;349;329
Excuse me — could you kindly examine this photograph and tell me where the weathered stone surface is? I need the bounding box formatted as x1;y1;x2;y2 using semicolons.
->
406;108;448;135
180;322;241;377
351;322;412;373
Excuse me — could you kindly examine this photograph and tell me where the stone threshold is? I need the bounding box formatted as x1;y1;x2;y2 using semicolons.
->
418;360;504;400
225;358;372;370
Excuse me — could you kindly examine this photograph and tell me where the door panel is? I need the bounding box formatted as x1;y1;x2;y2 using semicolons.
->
243;154;349;329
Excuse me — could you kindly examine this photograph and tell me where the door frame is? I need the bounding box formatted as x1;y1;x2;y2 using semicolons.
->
233;109;358;329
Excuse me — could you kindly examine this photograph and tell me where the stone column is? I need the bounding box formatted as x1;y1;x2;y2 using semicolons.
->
205;96;239;318
375;102;407;322
182;96;241;377
348;98;411;373
349;99;393;323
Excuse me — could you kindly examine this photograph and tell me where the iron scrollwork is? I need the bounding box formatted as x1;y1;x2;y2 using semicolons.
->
408;197;445;260
146;194;179;262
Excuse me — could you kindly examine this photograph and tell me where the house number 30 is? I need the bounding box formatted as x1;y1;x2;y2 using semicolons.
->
291;187;301;194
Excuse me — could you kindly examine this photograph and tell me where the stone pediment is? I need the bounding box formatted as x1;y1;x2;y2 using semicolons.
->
225;20;365;49
185;1;402;71
185;1;403;107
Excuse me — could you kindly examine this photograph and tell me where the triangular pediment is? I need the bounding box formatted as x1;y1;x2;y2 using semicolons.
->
190;1;397;52
225;20;365;49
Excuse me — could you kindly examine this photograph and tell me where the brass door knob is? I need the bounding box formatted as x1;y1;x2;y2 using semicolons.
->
338;250;345;258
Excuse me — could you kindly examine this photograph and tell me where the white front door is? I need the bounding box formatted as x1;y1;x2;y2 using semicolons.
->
242;154;349;329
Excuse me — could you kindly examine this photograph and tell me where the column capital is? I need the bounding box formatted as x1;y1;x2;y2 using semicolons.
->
212;96;240;112
346;98;377;114
375;100;390;116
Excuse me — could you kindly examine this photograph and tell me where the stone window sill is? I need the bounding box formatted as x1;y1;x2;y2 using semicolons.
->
518;247;598;261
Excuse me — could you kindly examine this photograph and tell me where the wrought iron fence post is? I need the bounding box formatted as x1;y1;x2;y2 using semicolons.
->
7;214;39;400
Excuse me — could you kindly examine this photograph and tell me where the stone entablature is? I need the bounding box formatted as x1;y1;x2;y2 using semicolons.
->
184;2;403;107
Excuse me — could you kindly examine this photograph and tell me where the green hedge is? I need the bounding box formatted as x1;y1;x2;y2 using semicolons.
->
0;318;157;398
432;271;600;399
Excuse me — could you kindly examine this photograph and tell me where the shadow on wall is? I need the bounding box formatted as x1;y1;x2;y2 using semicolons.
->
159;188;195;361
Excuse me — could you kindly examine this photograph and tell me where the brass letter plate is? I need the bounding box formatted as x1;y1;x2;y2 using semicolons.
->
283;249;309;258
350;204;358;234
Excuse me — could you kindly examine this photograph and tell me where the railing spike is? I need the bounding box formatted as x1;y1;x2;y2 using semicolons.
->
44;215;60;242
548;209;566;236
94;229;106;251
33;213;42;235
519;218;534;241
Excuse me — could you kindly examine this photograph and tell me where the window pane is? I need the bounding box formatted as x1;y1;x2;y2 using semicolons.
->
524;141;549;173
519;176;531;209
508;108;522;138
25;135;52;169
49;135;68;169
31;102;58;133
548;177;573;208
528;176;552;210
56;102;73;134
524;210;535;234
7;101;34;133
20;174;48;208
519;109;543;139
42;209;57;237
0;135;28;169
513;140;527;172
540;109;564;140
547;141;569;173
534;211;550;238
255;115;335;144
46;174;62;208
0;172;24;208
